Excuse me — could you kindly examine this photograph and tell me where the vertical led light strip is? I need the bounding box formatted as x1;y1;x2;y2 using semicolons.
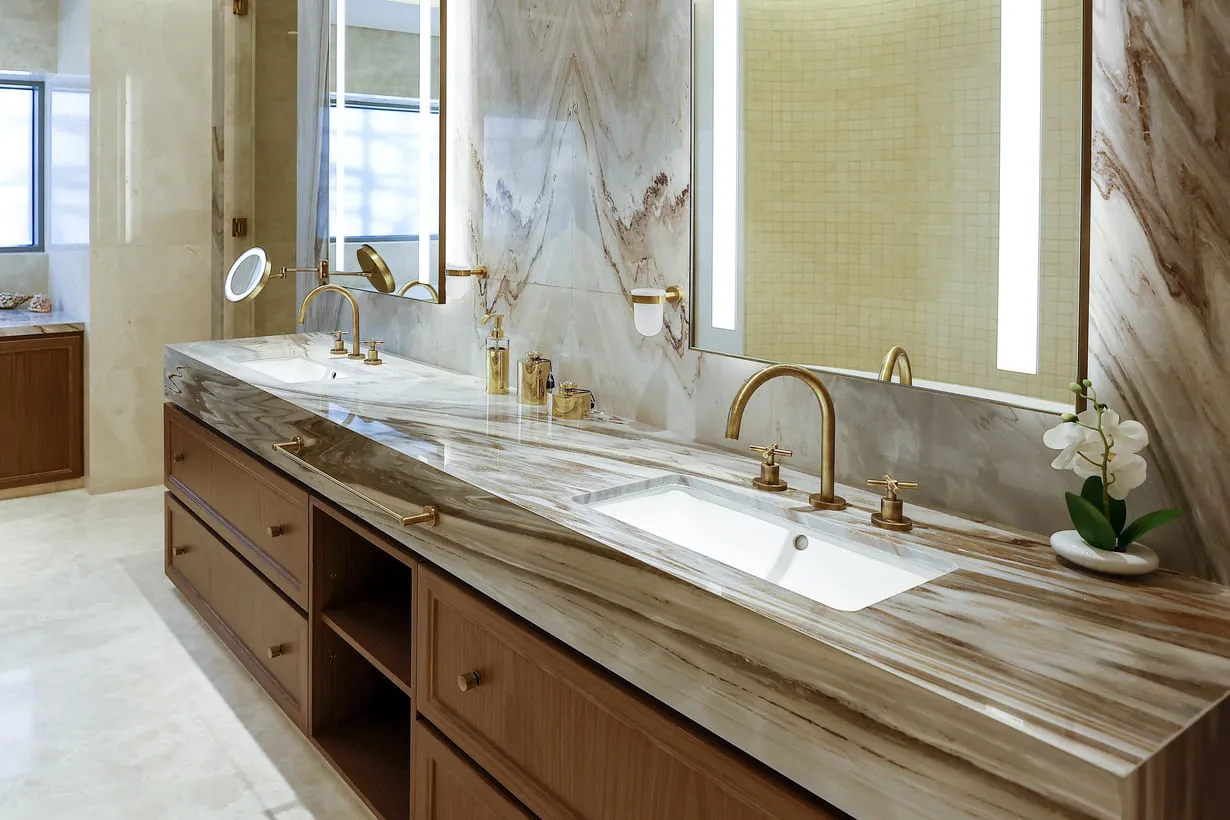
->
417;0;433;284
996;0;1043;374
711;0;739;331
333;0;348;271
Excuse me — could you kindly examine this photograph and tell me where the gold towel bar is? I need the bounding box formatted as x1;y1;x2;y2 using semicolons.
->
272;437;439;528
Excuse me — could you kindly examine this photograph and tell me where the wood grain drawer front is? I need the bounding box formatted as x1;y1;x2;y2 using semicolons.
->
418;568;840;820
413;720;531;820
165;493;214;598
165;405;309;607
164;493;309;725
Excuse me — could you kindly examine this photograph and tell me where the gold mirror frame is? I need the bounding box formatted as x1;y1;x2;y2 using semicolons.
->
687;0;1093;415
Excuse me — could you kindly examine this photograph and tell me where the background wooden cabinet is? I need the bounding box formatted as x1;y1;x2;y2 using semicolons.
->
0;332;83;490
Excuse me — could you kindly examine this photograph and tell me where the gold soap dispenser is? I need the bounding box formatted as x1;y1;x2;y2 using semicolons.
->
482;314;510;395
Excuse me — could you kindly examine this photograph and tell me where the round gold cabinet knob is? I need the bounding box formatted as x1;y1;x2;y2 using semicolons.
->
172;545;189;556
267;524;285;538
267;644;285;659
172;454;185;463
457;671;482;692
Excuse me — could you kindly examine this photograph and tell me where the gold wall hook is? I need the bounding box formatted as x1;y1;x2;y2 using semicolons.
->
446;265;488;278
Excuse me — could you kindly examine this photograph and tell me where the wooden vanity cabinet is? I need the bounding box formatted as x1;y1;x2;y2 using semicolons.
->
164;404;845;820
0;332;83;490
417;566;844;820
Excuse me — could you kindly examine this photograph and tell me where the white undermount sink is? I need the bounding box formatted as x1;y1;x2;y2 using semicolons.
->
577;476;954;612
242;357;351;384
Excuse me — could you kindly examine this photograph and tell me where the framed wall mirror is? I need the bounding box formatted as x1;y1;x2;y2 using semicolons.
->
692;0;1091;412
325;0;446;303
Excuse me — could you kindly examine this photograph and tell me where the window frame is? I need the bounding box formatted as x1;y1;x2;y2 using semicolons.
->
0;78;46;254
329;92;441;244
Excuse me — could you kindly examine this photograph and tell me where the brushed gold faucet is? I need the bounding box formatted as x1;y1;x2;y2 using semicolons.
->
878;345;913;385
298;284;364;359
725;364;847;511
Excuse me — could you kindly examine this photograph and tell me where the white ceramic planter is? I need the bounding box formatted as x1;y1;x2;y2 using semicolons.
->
1050;530;1159;576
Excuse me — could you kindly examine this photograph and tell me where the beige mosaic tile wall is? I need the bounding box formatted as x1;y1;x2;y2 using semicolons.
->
742;0;1082;404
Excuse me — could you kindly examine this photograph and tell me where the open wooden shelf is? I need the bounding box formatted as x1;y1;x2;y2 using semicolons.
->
322;595;414;697
315;680;413;820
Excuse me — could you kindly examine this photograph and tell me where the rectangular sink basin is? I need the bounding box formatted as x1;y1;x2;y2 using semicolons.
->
577;476;954;612
242;357;351;384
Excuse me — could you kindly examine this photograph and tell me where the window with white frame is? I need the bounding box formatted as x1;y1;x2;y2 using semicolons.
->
0;79;44;252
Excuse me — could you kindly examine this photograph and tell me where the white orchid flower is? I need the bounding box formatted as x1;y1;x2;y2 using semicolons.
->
1042;418;1101;471
1099;410;1149;455
1043;388;1153;502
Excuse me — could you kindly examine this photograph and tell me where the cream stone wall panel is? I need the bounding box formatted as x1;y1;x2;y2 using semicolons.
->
88;0;213;494
0;0;58;72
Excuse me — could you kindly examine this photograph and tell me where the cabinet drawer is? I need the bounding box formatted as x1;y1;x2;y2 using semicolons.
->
165;493;309;728
413;719;531;820
165;404;310;607
417;568;842;820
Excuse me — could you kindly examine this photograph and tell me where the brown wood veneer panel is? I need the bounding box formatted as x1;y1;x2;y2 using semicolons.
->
0;332;83;490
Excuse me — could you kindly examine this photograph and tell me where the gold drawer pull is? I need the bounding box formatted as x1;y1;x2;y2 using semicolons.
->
272;437;439;528
457;671;482;692
267;525;285;538
267;644;285;659
172;454;185;463
172;545;189;556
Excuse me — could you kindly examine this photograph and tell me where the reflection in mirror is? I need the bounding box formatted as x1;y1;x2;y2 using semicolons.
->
328;0;443;303
225;248;281;303
693;0;1087;410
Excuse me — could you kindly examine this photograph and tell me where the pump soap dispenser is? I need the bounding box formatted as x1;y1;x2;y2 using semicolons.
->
482;314;510;395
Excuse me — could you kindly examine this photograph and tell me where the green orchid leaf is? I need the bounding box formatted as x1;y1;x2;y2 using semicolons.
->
1079;475;1102;507
1080;476;1127;535
1118;509;1183;549
1065;492;1117;551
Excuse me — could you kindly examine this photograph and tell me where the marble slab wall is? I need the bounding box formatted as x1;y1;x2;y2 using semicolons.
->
1088;0;1230;583
316;0;1228;582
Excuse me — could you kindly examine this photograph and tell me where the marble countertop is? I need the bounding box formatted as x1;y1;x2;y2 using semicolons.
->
0;309;85;338
166;334;1230;819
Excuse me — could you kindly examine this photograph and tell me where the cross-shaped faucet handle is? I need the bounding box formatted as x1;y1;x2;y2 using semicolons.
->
867;474;919;500
750;443;793;464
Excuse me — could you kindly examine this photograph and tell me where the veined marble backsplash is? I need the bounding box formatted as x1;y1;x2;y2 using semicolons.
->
308;0;1227;584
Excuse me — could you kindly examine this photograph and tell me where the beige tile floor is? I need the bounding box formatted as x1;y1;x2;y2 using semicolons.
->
0;487;372;819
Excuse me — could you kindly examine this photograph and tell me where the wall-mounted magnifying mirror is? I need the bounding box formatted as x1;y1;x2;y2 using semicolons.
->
229;244;402;299
225;248;283;304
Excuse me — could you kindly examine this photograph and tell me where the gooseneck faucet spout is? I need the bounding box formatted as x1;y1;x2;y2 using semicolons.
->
725;364;847;511
298;285;364;359
878;345;914;385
